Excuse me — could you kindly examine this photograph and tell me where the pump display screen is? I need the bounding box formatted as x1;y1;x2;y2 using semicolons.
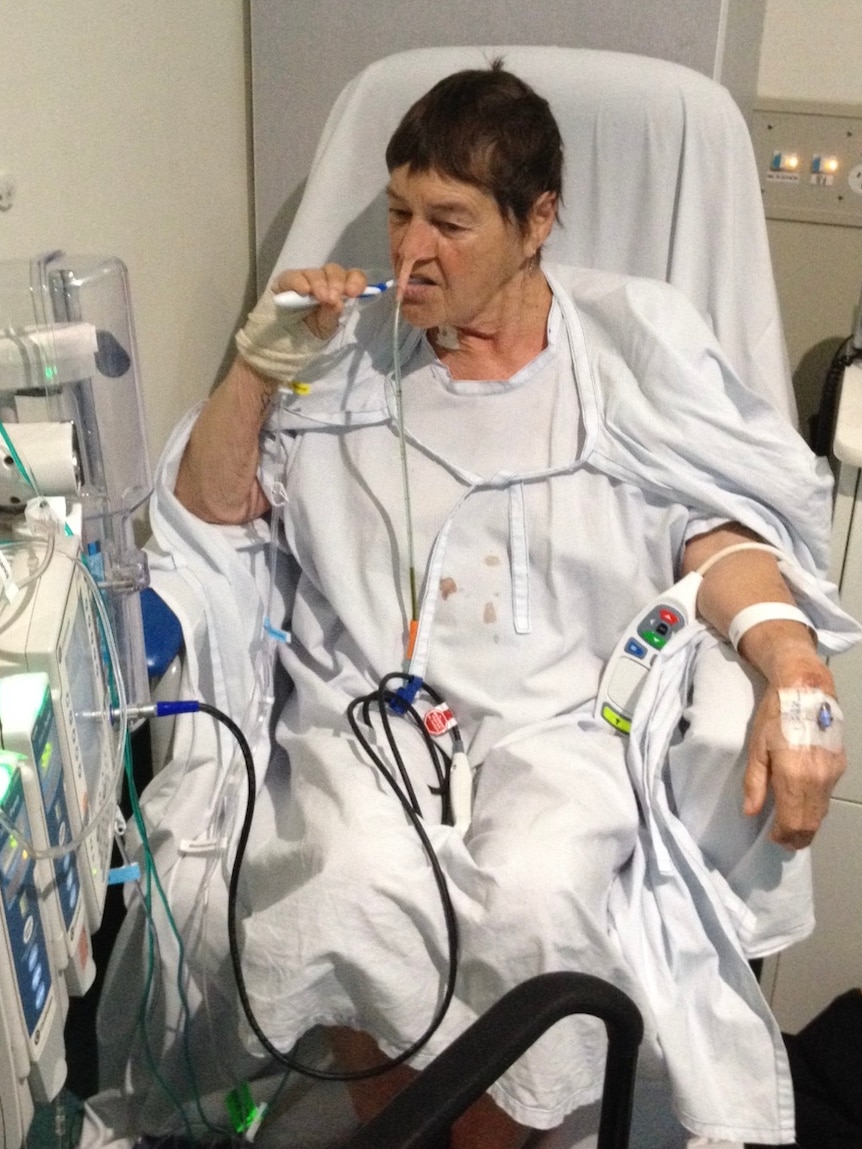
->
0;771;31;909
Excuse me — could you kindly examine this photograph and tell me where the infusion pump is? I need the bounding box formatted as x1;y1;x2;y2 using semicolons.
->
0;253;152;1146
0;539;124;1139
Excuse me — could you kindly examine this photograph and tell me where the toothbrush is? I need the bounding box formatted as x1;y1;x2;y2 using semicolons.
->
274;278;395;312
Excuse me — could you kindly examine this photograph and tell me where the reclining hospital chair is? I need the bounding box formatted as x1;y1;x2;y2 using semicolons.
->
89;46;810;1149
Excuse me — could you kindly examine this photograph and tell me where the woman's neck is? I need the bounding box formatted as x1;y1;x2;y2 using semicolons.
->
430;268;553;381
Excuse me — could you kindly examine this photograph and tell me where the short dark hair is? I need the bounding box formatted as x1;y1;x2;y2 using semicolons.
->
385;59;563;230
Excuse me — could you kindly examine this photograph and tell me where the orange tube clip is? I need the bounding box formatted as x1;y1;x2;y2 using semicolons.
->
405;618;419;662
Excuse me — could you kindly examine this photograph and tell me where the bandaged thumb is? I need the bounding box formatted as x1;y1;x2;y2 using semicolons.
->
235;287;324;388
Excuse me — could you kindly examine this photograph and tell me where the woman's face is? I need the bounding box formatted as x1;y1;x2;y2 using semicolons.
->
387;165;553;333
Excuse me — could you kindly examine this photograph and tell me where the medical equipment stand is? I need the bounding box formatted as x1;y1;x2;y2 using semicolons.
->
0;253;153;1146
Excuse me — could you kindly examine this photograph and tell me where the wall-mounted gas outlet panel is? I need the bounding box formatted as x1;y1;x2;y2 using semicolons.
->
751;99;862;227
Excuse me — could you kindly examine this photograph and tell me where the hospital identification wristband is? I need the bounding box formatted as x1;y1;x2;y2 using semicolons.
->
727;602;814;652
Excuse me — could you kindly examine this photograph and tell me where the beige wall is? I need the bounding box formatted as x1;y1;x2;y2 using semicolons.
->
760;0;862;102
1;2;860;465
0;2;252;466
756;2;862;1032
759;0;862;436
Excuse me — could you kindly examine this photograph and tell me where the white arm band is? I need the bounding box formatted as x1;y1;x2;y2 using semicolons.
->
727;602;814;652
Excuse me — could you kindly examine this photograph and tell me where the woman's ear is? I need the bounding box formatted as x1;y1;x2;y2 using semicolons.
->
526;191;558;254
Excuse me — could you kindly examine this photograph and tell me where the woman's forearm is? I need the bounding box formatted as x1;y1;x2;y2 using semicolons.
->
683;523;845;848
682;523;827;685
174;355;275;524
175;271;349;524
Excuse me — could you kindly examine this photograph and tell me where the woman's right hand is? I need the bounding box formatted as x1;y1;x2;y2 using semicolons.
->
176;264;367;524
274;264;370;340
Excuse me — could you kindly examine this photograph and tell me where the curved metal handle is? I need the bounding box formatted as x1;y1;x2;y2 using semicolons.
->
340;972;643;1149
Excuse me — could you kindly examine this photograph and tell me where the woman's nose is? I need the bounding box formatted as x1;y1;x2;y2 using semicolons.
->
396;217;435;264
392;218;436;297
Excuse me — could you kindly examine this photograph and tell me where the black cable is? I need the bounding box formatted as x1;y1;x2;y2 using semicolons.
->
203;687;461;1083
360;672;454;820
811;336;861;456
372;673;424;814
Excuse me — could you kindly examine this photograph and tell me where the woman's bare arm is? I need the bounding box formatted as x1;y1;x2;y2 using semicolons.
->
174;355;275;524
683;524;845;850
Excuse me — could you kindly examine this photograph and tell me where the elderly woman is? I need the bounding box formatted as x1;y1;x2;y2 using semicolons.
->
174;64;853;1149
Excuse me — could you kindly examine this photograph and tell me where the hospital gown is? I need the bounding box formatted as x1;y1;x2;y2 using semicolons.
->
97;265;860;1146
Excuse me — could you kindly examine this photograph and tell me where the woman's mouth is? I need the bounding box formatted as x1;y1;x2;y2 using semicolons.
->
401;275;437;303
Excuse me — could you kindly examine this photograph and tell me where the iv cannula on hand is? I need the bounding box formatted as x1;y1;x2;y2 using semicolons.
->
274;279;395;312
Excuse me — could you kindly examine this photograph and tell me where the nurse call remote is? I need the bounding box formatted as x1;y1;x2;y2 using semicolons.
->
596;570;702;734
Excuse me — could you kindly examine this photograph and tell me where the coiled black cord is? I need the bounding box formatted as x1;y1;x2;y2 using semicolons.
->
212;679;461;1082
811;337;861;456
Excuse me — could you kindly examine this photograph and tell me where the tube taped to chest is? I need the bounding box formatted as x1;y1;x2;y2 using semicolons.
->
778;689;844;751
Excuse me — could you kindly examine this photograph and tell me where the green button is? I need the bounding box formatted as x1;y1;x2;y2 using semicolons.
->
640;630;666;650
601;704;632;734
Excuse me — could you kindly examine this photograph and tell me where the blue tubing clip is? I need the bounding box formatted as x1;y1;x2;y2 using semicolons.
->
388;675;423;715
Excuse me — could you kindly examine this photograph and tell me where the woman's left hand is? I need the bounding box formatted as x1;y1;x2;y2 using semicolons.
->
744;682;846;850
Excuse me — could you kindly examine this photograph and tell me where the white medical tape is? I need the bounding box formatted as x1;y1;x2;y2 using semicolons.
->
727;602;813;652
179;837;227;855
777;689;844;751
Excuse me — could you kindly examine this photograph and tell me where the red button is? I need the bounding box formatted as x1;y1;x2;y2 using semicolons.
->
659;609;680;625
424;707;455;737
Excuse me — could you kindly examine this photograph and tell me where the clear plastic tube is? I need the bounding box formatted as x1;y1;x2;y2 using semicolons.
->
392;299;418;625
178;396;290;1021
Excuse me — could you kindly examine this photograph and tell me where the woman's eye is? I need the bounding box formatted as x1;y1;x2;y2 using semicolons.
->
437;221;466;236
388;208;410;223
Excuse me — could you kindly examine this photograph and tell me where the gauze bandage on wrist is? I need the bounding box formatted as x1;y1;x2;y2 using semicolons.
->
235;287;325;389
778;688;844;752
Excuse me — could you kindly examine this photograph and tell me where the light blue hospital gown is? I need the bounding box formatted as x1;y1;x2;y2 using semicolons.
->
106;265;858;1146
229;265;851;1142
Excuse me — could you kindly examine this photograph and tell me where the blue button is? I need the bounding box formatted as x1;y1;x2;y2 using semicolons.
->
624;639;647;658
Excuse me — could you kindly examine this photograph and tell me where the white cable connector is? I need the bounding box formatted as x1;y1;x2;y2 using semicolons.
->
24;495;67;535
450;750;475;835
